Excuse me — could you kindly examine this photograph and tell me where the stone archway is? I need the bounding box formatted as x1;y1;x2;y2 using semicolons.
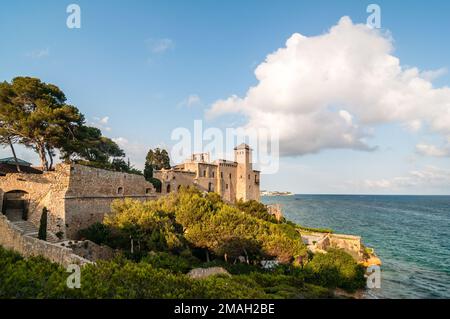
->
2;190;29;222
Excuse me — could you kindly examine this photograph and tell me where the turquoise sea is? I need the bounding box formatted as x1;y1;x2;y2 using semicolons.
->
261;195;450;299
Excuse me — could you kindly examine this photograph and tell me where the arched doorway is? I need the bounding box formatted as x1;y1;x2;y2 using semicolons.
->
2;190;29;222
166;184;171;193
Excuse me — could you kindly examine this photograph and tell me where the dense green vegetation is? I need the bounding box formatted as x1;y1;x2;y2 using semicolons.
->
0;246;335;299
81;187;307;264
0;188;366;299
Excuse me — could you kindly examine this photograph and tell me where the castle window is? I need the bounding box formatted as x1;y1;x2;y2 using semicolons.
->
203;170;206;177
166;184;171;193
221;172;223;179
208;182;213;192
145;188;152;194
117;187;124;195
211;171;214;178
248;174;250;180
229;173;232;179
226;183;228;190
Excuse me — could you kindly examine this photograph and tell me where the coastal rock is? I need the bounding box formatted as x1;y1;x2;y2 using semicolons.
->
361;255;382;267
187;267;231;279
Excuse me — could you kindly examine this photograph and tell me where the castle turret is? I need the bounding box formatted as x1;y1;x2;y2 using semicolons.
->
234;143;257;201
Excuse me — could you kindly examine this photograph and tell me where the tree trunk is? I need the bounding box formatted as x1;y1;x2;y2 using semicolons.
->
8;138;21;172
243;248;249;264
46;145;54;170
37;144;49;171
205;250;210;262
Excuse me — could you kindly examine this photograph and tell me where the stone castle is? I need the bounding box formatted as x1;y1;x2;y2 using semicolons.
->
0;143;260;240
154;143;260;203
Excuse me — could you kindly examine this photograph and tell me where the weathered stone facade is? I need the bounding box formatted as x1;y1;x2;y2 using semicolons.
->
154;143;260;203
0;163;157;239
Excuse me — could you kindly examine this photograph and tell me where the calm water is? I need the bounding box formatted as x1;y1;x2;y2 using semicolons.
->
262;195;450;299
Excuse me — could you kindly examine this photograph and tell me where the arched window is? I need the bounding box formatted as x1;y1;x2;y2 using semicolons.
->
145;188;152;194
117;187;124;195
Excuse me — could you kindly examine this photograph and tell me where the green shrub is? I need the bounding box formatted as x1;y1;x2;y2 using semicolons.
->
78;222;112;244
235;199;278;223
304;249;366;292
141;251;199;273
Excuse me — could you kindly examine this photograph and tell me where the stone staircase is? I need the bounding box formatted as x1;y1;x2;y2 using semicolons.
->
12;220;61;244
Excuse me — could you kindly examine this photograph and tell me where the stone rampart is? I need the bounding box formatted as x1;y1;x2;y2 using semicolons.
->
0;215;90;267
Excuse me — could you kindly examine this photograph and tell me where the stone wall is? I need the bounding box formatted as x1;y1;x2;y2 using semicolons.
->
328;233;363;261
64;164;157;238
0;214;90;267
301;231;364;261
0;163;158;239
155;170;197;195
66;164;155;197
0;165;70;235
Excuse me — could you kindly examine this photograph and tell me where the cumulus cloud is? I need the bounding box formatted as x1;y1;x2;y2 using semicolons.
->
206;17;450;156
420;68;448;81
354;166;450;191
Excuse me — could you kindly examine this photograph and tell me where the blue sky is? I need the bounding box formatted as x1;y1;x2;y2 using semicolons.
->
1;0;450;194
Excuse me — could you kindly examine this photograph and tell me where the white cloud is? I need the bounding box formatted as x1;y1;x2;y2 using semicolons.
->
146;38;175;54
112;137;149;170
178;94;202;108
206;17;450;157
420;68;448;81
416;143;450;157
26;48;50;59
353;166;450;192
90;116;111;132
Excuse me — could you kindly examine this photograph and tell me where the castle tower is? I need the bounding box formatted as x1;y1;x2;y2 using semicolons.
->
234;143;253;201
